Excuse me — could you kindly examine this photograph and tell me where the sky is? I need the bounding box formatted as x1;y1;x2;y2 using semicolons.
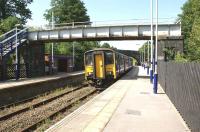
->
27;0;187;51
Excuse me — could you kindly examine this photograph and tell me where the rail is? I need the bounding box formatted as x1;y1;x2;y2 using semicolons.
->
0;84;87;121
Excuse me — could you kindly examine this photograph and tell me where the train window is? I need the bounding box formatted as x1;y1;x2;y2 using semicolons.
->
105;51;114;64
120;56;124;65
85;53;93;66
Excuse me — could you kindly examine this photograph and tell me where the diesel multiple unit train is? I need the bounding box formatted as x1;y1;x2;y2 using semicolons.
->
84;48;133;86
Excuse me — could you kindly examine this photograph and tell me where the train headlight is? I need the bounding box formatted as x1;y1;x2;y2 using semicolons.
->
88;72;93;75
106;71;113;75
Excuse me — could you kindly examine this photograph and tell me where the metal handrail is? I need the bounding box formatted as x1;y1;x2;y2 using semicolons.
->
0;28;28;56
0;28;16;39
0;28;28;43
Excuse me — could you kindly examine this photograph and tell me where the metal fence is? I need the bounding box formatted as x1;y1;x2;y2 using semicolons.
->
0;64;29;80
158;61;200;132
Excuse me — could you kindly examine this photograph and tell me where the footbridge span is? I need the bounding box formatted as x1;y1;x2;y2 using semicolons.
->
28;23;181;42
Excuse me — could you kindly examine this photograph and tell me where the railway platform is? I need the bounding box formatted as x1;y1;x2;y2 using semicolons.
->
0;71;84;106
0;71;84;90
46;66;190;132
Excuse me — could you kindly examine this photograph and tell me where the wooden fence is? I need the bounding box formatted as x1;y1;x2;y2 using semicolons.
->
158;61;200;132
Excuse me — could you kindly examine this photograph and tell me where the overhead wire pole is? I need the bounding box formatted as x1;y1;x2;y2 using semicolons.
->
140;51;141;65
51;11;54;72
150;0;154;83
147;40;150;75
144;43;145;69
140;50;142;66
15;25;18;80
72;42;75;70
153;0;158;94
141;50;143;66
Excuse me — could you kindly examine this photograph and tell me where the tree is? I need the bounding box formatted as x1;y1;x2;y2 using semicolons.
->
0;0;33;24
44;0;90;24
101;43;111;48
0;16;21;34
44;0;99;70
188;17;200;61
178;0;200;61
179;0;200;54
138;42;150;62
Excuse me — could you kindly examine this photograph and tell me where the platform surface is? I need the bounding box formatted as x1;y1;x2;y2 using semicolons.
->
46;67;190;132
0;71;84;90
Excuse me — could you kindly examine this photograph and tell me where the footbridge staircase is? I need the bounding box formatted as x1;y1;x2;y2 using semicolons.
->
0;28;28;57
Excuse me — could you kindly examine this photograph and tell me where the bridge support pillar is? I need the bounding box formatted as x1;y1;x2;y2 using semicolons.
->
25;41;45;77
157;37;184;61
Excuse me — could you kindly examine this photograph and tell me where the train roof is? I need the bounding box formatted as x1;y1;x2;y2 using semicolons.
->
84;48;132;58
85;48;114;54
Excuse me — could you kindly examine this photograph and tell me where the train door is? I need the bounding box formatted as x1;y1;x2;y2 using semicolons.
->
94;53;104;78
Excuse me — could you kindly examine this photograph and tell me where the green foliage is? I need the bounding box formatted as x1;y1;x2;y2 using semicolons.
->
132;58;137;65
179;0;200;61
44;0;91;55
0;0;33;24
101;43;111;48
46;41;101;70
44;0;107;70
138;42;150;62
0;0;32;35
175;52;188;62
0;16;21;34
187;17;200;61
44;0;90;24
163;47;176;61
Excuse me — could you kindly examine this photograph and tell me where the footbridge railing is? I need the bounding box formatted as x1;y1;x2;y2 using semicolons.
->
28;23;181;42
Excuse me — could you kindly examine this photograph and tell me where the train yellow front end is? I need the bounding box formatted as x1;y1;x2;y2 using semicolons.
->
84;49;116;86
84;48;133;87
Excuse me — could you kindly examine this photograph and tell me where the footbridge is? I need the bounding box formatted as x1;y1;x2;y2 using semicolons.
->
28;23;181;42
0;21;181;80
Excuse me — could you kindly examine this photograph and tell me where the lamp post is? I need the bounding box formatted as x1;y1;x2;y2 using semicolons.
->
15;24;20;80
150;0;154;83
153;0;158;94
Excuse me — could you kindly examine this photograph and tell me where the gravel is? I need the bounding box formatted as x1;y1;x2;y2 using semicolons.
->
0;86;95;132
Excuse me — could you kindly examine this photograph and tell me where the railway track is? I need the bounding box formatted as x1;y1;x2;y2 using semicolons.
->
0;84;87;121
0;83;87;111
0;85;97;132
22;89;97;132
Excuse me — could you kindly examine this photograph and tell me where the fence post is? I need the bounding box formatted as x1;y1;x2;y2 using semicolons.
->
0;42;3;56
15;44;20;80
164;61;167;92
